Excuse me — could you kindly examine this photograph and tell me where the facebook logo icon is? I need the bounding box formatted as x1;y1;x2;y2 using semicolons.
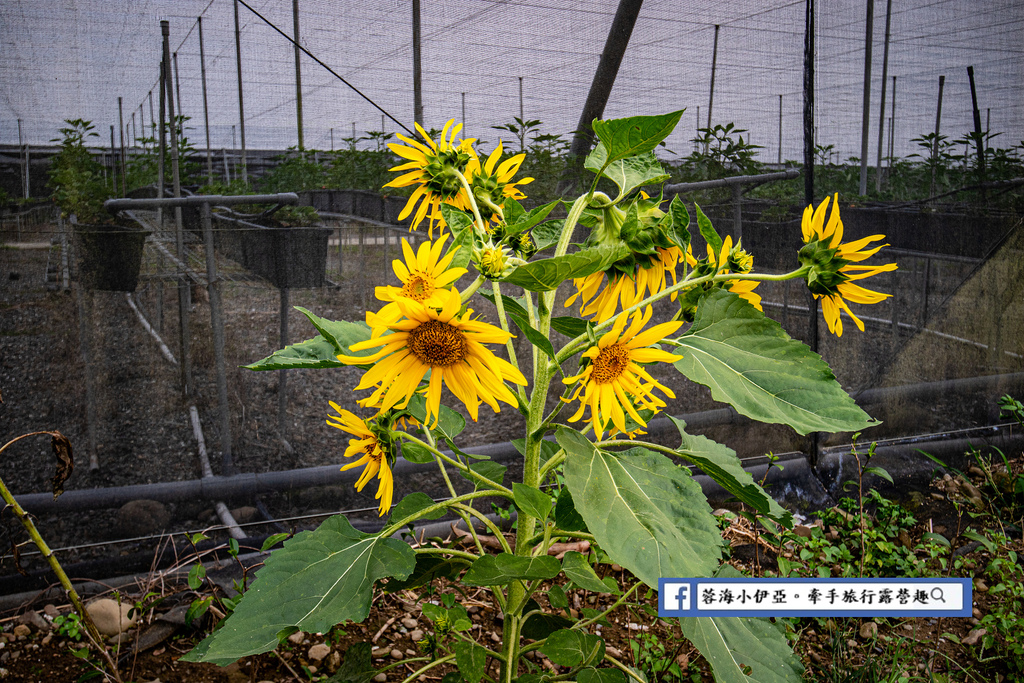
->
661;580;692;614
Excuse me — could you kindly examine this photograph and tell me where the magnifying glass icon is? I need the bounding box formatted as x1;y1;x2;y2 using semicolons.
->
931;587;946;603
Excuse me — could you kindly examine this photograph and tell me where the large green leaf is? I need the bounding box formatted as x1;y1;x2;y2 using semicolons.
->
244;335;347;371
584;147;669;199
505;200;559;237
513;483;553;521
510;318;555;361
324;642;376;683
462;553;561;586
679;567;803;683
455;641;489;683
590;111;684;166
669;417;791;526
561;551;611;593
295;308;373;354
673;290;878;435
183;515;415;665
539;629;604;667
578;669;626;683
503;243;629;292
532;219;564;253
556;428;722;587
391;492;445;523
694;204;722;256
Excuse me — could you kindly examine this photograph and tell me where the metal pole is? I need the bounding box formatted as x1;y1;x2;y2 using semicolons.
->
967;66;986;186
278;286;290;449
233;0;248;183
110;125;118;195
118;97;127;195
293;0;304;150
413;0;423;126
330;128;334;152
173;52;183;121
930;75;945;197
163;20;192;396
148;91;155;136
889;75;896;164
131;112;138;148
198;16;214;184
200;203;234;474
17;119;26;200
139;104;145;143
805;0;818;468
158;61;166;224
732;184;742;242
874;0;891;192
461;92;466;131
76;288;100;470
778;94;783;165
519;76;524;121
706;23;719;153
858;0;874;196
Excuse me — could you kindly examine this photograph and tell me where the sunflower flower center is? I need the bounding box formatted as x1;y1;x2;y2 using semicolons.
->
591;344;631;384
401;273;434;301
408;320;468;367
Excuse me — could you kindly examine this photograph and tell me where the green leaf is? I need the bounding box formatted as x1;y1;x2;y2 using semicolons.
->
460;460;507;489
455;641;489;683
561;551;611;593
666;196;691;252
479;291;531;323
391;492;444;523
188;564;206;591
921;532;951;548
584;148;669;199
521;603;573;640
401;441;435;464
550;316;592;338
557;427;722;587
863;466;894;484
183;515;415;666
435;406;467;441
554;488;587;533
578;668;626;683
462;553;561;586
694;204;722;256
590;111;684;166
185;597;212;627
324;642;377;683
260;533;289;552
440;203;476;234
680;616;802;683
532;220;564;253
505;200;559;237
669;417;791;526
448;226;475;271
960;530;995;554
510;318;556;361
513;483;553;520
244;335;348;371
503;243;629;292
548;584;569;610
294;308;373;356
385;555;468;592
511;438;560;462
673;290;878;435
540;629;604;667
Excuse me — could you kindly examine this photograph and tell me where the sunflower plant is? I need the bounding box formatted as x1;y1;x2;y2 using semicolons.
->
184;111;896;683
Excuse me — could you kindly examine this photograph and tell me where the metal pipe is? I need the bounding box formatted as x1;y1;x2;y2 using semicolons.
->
17;119;25;200
125;293;177;365
874;0;891;193
858;0;874;196
412;0;422;126
201;202;235;474
75;288;100;470
158;61;166;227
189;406;245;539
233;0;248;183
664;168;799;193
293;0;304;149
705;23;719;154
110;125;117;193
106;193;299;210
173;52;183;121
118;97;127;195
777;94;783;166
967;66;986;188
198;16;214;184
930;76;945;197
278;286;291;451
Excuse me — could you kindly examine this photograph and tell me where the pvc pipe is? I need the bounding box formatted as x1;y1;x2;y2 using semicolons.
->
125;293;177;365
664;169;800;193
105;193;299;211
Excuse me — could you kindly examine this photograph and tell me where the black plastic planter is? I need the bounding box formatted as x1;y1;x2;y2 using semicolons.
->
214;213;330;288
73;220;149;292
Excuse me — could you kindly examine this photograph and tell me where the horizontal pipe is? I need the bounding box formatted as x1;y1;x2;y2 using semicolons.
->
665;169;800;193
104;193;298;211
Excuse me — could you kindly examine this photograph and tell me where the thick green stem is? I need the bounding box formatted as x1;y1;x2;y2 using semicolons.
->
382;489;509;537
461;274;486;303
491;280;529;406
398;433;514;498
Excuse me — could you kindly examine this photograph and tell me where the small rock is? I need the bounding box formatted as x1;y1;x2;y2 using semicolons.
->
308;643;331;661
41;634;52;647
86;599;137;637
11;626;30;638
43;605;59;619
490;633;500;643
610;564;623;572
898;529;912;549
963;628;987;646
287;631;306;645
467;606;479;614
846;639;858;649
229;506;259;524
973;607;982;619
390;649;404;660
968;466;985;479
859;622;878;639
975;579;989;593
401;617;418;629
675;652;689;669
606;647;622;658
960;481;981;500
902;624;914;631
115;500;170;536
372;647;389;658
17;611;49;632
405;649;416;656
410;629;423;642
793;525;814;538
810;652;823;665
930;493;945;501
329;651;341;671
374;675;387;683
969;618;980;626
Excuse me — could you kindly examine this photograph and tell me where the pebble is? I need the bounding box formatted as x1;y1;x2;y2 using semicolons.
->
975;579;989;593
41;634;52;647
973;607;982;619
405;649;416;656
467;606;479;614
86;600;136;637
606;647;622;658
610;564;623;572
962;628;987;646
374;675;387;683
902;624;914;631
810;652;823;665
410;629;424;642
308;644;331;661
401;617;418;629
372;648;389;658
390;649;404;660
490;633;501;643
12;626;30;638
930;493;945;501
846;639;858;649
859;622;878;639
43;605;59;619
287;631;306;645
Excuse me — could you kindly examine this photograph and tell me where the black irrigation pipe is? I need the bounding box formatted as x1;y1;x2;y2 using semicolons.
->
11;372;1024;516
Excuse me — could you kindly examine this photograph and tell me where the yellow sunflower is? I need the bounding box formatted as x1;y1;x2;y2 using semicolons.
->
801;194;898;336
684;238;762;311
464;141;533;223
566;246;686;323
562;306;683;439
338;289;527;425
385;120;475;237
369;235;467;336
326;402;394;516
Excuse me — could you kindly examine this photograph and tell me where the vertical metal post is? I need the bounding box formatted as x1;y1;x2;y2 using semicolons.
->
110;125;118;193
705;24;720;154
858;0;874;196
777;95;783;165
200;202;234;474
889;76;896;163
461;92;466;131
330;127;334;151
173;52;183;120
874;0;891;192
920;256;931;328
233;0;248;183
293;0;304;150
76;287;100;470
139;104;145;142
804;0;819;469
159;61;167;226
519;76;524;121
132;112;138;148
279;285;291;451
986;108;990;133
148;91;155;136
930;76;945;197
17;119;26;200
223;148;231;182
198;16;214;184
967;66;986;187
163;20;192;396
732;184;742;242
118;97;127;195
413;0;423;126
